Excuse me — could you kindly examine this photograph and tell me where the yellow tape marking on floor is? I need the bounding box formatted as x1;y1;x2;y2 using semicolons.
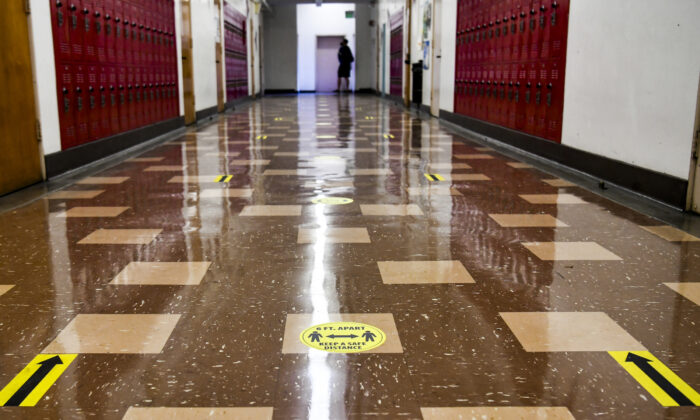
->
609;351;700;407
215;175;233;183
0;354;77;407
424;173;445;181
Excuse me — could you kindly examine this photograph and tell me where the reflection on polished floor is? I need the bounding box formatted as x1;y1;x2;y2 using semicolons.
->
0;95;699;419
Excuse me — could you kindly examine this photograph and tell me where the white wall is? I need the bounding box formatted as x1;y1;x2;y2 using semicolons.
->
562;0;700;180
297;4;356;92
437;0;455;113
191;0;219;112
29;0;61;155
355;4;378;91
262;4;297;91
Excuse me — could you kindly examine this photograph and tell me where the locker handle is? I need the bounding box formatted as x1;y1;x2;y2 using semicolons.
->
62;87;69;94
56;1;63;7
75;87;82;93
503;17;509;22
110;85;114;91
82;8;88;14
536;83;542;88
105;14;111;20
547;83;553;89
94;11;100;17
70;4;76;11
99;86;105;92
123;19;129;25
139;24;144;29
128;85;132;89
119;85;124;90
516;82;521;87
500;82;505;86
88;86;94;92
512;14;517;20
526;82;531;88
496;19;501;24
509;82;514;86
489;21;494;27
540;5;547;11
552;1;559;8
115;17;120;22
520;12;525;17
131;22;137;27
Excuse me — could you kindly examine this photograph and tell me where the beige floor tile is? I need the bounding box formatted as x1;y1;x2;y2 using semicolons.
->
127;157;165;162
78;229;162;245
350;168;393;176
76;176;129;185
282;313;402;353
664;283;700;306
204;151;241;157
144;166;186;172
0;285;14;297
304;180;354;188
519;194;587;204
110;262;212;286
500;312;646;352
231;159;271;165
410;147;444;152
123;407;274;420
489;214;568;227
200;188;254;198
263;169;309;176
426;163;472;170
167;176;233;183
247;146;279;151
360;204;424;216
46;190;105;200
351;148;379;153
522;241;621;261
421;407;575;420
298;227;371;244
444;173;491;181
455;154;495;159
507;162;533;169
640;226;700;242
226;141;253;145
406;187;463;196
543;178;577;187
378;261;474;284
240;205;302;216
474;146;493;152
57;207;130;218
43;314;181;354
275;152;311;157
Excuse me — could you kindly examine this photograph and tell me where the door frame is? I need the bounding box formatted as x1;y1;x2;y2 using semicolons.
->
181;0;196;125
686;74;700;213
429;0;441;117
403;0;412;107
214;0;225;112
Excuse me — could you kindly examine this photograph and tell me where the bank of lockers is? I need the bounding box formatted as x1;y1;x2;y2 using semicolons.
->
224;5;248;102
389;10;404;98
454;0;570;142
51;0;179;150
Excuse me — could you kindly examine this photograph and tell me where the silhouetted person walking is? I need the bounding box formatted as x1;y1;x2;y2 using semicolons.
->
337;39;354;93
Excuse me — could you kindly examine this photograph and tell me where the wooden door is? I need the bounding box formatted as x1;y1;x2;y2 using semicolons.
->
0;1;43;196
181;0;196;124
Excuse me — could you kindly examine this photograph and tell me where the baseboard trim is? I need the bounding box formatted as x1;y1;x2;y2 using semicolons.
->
264;89;297;95
45;116;185;178
195;105;218;122
440;110;688;209
225;95;254;110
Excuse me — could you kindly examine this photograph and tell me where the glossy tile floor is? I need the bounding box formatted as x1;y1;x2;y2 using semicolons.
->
0;95;699;419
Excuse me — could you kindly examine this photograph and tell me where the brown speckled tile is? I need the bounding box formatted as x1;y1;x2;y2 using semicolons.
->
45;189;105;199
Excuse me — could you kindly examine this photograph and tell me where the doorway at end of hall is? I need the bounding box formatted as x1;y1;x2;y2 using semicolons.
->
315;36;346;93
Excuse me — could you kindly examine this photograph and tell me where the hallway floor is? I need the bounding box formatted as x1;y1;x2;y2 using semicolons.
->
0;95;698;419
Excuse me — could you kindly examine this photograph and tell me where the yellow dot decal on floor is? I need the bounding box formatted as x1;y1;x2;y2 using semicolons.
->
300;322;386;353
311;197;354;205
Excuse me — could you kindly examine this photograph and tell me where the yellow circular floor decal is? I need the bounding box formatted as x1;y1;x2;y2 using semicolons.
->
311;197;354;205
300;322;386;353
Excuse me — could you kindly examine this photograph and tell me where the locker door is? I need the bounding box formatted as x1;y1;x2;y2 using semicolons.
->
534;61;547;138
523;61;537;135
108;66;119;132
87;65;100;140
93;1;106;63
528;2;541;60
69;0;85;61
514;62;527;131
546;60;564;142
114;0;124;63
104;0;116;63
57;64;77;149
51;0;72;63
83;1;96;62
74;65;90;144
127;66;136;129
118;66;128;130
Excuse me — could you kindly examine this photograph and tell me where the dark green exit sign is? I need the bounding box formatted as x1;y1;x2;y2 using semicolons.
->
345;11;354;18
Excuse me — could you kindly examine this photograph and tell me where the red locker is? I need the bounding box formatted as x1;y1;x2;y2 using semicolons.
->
74;65;89;144
83;1;97;62
56;64;77;149
50;1;72;63
108;66;120;133
93;1;107;63
70;1;85;61
118;66;128;130
87;65;100;140
104;0;116;63
546;59;564;141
